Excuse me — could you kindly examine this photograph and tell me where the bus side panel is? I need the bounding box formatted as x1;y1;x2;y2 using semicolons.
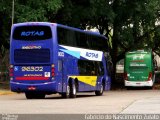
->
57;45;111;93
60;58;79;93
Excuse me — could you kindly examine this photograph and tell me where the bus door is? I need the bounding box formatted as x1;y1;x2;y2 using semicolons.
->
57;59;66;93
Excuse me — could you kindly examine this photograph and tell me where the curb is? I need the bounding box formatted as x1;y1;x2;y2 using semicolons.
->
0;90;15;95
0;82;13;95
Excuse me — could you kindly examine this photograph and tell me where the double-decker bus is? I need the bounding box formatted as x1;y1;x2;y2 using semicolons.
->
124;50;156;88
10;22;111;99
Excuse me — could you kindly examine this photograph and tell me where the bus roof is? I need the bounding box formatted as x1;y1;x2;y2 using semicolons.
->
126;49;152;54
56;24;106;38
12;22;106;39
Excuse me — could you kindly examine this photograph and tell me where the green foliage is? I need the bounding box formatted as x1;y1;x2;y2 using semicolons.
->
0;0;63;56
0;0;160;81
0;0;11;51
15;0;63;22
112;0;160;57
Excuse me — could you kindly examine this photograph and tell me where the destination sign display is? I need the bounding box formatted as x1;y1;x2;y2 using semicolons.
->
13;26;52;40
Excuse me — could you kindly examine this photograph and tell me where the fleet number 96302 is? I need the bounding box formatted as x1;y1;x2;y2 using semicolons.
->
22;66;43;71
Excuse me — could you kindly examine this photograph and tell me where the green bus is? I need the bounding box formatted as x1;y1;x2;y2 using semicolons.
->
124;50;156;87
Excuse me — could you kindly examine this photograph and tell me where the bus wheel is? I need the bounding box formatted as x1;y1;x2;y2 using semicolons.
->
25;92;34;99
95;84;104;96
70;83;77;98
35;94;45;99
61;85;70;98
25;92;45;99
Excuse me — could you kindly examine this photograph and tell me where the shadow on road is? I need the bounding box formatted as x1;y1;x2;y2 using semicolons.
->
45;94;97;99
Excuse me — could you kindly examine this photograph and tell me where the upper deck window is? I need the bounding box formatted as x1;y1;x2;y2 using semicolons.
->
57;26;108;51
13;25;52;40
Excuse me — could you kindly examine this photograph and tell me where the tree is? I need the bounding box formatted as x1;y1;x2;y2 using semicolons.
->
0;0;63;55
0;0;63;72
110;0;160;81
1;0;160;84
0;0;11;51
14;0;63;22
55;0;160;82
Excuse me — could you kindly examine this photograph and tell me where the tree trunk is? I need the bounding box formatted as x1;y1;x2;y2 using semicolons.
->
111;38;118;85
110;24;119;86
110;0;121;86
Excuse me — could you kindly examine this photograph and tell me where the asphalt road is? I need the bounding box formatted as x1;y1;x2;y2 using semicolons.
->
0;90;160;114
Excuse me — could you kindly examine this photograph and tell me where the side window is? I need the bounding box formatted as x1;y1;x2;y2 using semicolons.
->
78;60;87;75
66;30;76;46
77;33;87;49
78;60;102;76
98;62;104;75
57;27;66;45
57;27;76;47
86;61;95;75
58;60;63;72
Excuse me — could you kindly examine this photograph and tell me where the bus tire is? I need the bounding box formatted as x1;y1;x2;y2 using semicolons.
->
70;83;77;98
95;83;104;96
147;86;153;90
25;92;34;99
25;92;45;99
126;86;132;90
35;94;45;99
61;85;70;98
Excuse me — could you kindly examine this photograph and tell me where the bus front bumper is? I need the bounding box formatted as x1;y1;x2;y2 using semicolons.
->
125;80;154;87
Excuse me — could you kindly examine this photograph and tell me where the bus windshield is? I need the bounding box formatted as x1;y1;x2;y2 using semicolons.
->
13;25;52;40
